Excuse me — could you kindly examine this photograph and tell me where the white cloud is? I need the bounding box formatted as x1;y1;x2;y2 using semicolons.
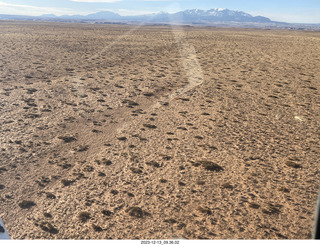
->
249;10;320;24
0;1;89;16
113;9;154;16
71;0;121;2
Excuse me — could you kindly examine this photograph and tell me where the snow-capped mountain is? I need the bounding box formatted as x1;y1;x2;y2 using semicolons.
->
166;9;272;23
1;8;273;24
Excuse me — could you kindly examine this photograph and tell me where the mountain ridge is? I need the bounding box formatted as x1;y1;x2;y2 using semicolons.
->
48;8;274;23
0;8;275;24
2;8;320;29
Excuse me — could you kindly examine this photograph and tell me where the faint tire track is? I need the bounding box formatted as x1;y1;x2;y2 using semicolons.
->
117;25;204;133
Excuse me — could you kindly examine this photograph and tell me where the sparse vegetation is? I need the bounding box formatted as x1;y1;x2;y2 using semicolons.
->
197;206;212;215
130;167;143;174
61;179;75;186
38;222;58;234
146;161;160;168
117;137;127;141
285;161;302;169
92;224;103;232
78;212;91;222
196;161;223;172
18;200;36;209
222;183;234;189
102;210;112;216
143;124;157;129
1;22;318;240
58;136;77;143
126;207;150;218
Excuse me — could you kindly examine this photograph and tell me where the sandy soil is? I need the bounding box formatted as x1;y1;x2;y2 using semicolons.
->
0;21;320;240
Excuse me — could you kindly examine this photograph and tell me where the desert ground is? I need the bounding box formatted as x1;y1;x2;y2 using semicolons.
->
0;21;320;240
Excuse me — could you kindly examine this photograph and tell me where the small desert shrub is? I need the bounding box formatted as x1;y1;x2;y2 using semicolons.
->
197;161;223;172
143;124;157;129
248;202;260;209
285;161;302;169
197;206;212;215
92;224;103;232
130;167;142;174
117;137;127;141
38;222;58;234
18;200;36;209
61;179;74;186
164;218;177;224
58;136;77;143
126;207;150;218
196;180;205;185
261;203;282;215
78;212;91;222
278;186;290;193
178;181;186;186
143;92;154;97
101;210;112;216
110;190;119;195
44;212;52;218
146;161;160;168
222;183;234;189
46;193;56;199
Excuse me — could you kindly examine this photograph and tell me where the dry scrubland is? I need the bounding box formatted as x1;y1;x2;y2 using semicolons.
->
0;21;320;239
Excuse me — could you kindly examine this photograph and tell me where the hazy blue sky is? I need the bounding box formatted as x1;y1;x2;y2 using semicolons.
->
0;0;319;23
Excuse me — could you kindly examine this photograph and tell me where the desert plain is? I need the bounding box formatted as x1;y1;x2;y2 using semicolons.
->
0;21;320;239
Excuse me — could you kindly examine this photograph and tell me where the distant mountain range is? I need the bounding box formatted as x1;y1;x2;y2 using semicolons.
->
0;8;274;24
1;8;320;30
47;8;275;23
